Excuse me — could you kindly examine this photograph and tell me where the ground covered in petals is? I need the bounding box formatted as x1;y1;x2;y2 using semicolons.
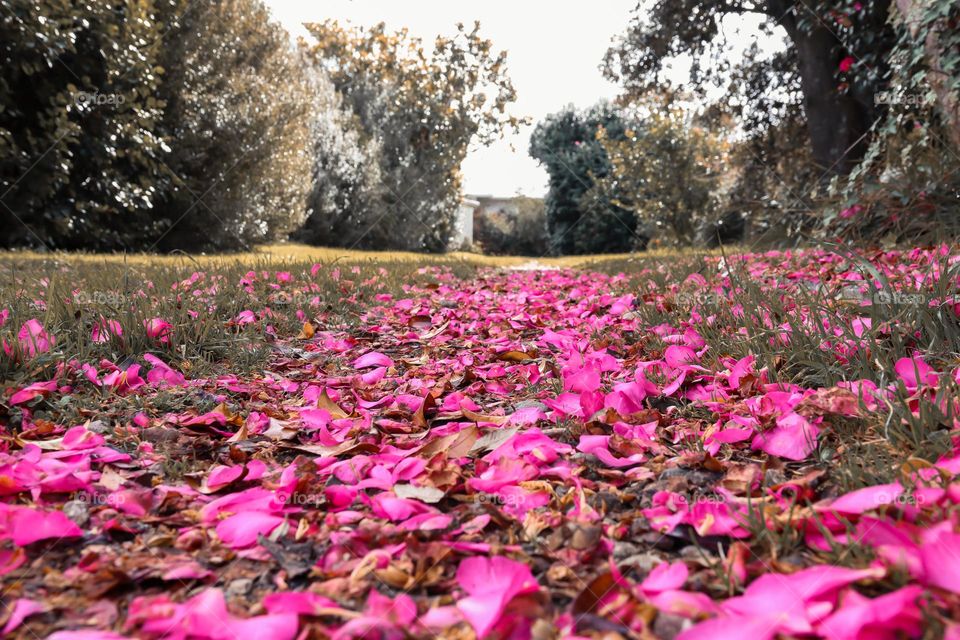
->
3;248;960;639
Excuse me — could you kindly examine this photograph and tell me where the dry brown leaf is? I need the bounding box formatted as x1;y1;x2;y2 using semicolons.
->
297;321;316;340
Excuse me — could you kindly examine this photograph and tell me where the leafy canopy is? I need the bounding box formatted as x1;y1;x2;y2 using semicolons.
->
301;20;524;252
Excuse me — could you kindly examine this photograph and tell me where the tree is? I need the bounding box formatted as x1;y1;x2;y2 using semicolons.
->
825;0;960;243
0;0;314;251
529;103;642;255
0;0;170;249
604;0;896;177
893;0;959;148
301;20;523;252
587;101;723;246
152;0;313;251
293;68;383;248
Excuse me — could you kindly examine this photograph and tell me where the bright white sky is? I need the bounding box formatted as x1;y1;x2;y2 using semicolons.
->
264;0;780;197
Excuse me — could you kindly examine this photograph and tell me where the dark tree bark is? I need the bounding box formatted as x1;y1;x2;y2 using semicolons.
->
768;0;871;176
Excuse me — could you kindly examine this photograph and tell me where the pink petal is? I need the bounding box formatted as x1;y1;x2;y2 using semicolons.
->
17;319;52;356
2;598;46;635
215;511;285;548
456;556;539;638
822;483;903;515
226;613;299;639
921;529;960;593
818;585;923;640
8;507;83;546
664;345;698;368
564;367;601;394
162;562;214;582
640;561;689;594
262;592;340;615
752;412;819;461
9;380;59;405
47;632;130;640
352;351;394;369
894;357;937;389
678;614;778;640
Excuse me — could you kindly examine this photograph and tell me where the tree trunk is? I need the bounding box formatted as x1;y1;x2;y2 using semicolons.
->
792;26;870;176
768;0;871;177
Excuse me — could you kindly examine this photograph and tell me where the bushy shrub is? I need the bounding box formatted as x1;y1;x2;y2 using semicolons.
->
474;198;549;256
530;103;641;255
589;102;723;247
151;0;313;251
294;69;383;248
0;0;170;249
0;0;313;251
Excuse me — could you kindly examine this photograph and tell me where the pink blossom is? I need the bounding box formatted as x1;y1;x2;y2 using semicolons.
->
144;354;186;386
91;318;123;343
102;365;146;394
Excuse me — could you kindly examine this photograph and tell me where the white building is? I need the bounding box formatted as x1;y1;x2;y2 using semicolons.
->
452;197;480;248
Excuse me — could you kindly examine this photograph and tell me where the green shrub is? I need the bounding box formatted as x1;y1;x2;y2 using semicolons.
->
529;103;641;255
0;0;170;249
0;0;313;251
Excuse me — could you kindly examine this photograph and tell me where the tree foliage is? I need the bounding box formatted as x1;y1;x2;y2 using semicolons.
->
604;0;896;177
529;103;642;255
827;0;960;243
0;0;313;251
0;0;170;249
587;102;724;246
300;20;523;252
604;0;960;244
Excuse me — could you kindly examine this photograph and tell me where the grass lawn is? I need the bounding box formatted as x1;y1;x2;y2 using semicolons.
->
2;244;959;639
0;242;720;268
